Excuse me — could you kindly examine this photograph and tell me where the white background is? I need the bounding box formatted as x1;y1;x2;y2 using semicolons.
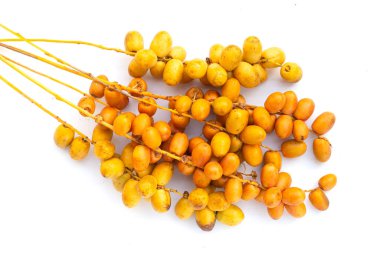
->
0;0;379;252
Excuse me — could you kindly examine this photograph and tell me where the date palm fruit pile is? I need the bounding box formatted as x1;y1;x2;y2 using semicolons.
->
0;24;336;231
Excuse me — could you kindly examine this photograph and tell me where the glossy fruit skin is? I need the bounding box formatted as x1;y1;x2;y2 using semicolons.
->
293;98;315;121
99;106;119;126
309;188;329;211
261;163;279;188
268;203;284;220
280;62;303;83
100;157;125;179
209;44;224;63
313;137;331;162
125;31;144;52
128;59;148;78
243;36;262;64
112;173;131;192
169;46;187;61
134;49;157;69
92;124;113;143
151;162;173;186
216;204;244;226
293;120;309;141
263;151;282;171
281;140;307;158
211;132;231;158
175;197;194;220
120;143;134;169
195;208;216;231
282;187;306;206
153;121;171;142
170;113;190;130
233;62;260;88
229;135;243;153
89;75;108;98
203;120;222;140
188;188;209;210
191;99;210;121
207;63;228;87
132;145;151;172
54;124;74;148
240;125;266;145
169;132;189;156
281;91;298;115
151;189;171;213
241;183;261;200
113;112;135;136
175;95;192;113
138;97;157;116
186;87;204;100
252;107;273;132
261;47;285;68
220;45;243;71
277;172;292;190
318;174;337;191
150;61;165;78
163;59;184;86
212;96;233;116
104;88;129;110
226;109;249;135
191;143;211;168
185;59;208;79
122;179;141;208
94;140;115;160
242;144;263;167
263;187;283;208
137;175;158;198
131;113;152;136
150;31;172;57
275;115;293;139
265;92;286;113
204;90;220;102
207;192;230;211
142;126;162;149
312;112;336;135
69;137;90;160
220;153;240;176
224;178;243;203
78;96;95;116
252;64;267;83
222;78;240;102
285;203;306;218
204;161;223;180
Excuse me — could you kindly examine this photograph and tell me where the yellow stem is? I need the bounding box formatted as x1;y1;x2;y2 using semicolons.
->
0;75;91;143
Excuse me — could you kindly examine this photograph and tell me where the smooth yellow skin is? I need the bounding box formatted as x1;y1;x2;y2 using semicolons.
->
277;172;292;190
281;140;307;158
120;143;134;169
240;125;266;145
280;62;303;83
233;61;260;88
185;59;208;79
131;113;151;136
100;158;125;179
224;178;243;204
293;98;315;121
261;47;286;68
242;144;263;167
318;174;337;191
113;113;134;136
125;31;144;52
192;142;212;168
92;125;113;143
207;192;230;211
150;61;165;78
312;112;336;135
252;107;273;133
132;145;151;172
229;135;243;153
169;132;189;156
209;44;224;64
220;45;243;71
226;108;249;134
252;64;267;83
163;59;184;86
191;98;210;121
211;132;231;158
212;96;233;116
285;203;306;218
151;189;171;213
206;63;228;87
142;126;162;150
175;95;192;113
243;36;262;64
152;162;173;186
293;120;309;141
137;175;158;198
261;163;279;188
128;59;148;78
150;31;172;57
54;124;74;148
69;137;90;160
216;204;244;226
94;140;115;160
136;165;153;178
282;91;298;115
264;151;282;170
241;183;261;200
222;78;240;102
192;168;211;188
275;115;294;139
175;197;194;220
309;188;329;211
122;179;141;208
265;92;286;113
189;188;209;210
268;203;284;220
282;187;305;206
263;187;283;208
220;153;240;176
313;137;331;162
169;46;186;61
112;173;131;192
195;208;216;231
134;49;158;69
